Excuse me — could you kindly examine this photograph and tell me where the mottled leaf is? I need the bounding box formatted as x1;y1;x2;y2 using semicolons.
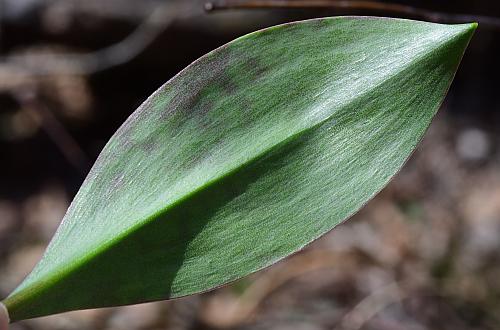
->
2;17;475;321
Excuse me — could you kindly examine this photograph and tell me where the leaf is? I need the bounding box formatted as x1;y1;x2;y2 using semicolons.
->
2;17;475;321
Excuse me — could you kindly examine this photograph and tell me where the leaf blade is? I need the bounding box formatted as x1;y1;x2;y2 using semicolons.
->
4;17;476;321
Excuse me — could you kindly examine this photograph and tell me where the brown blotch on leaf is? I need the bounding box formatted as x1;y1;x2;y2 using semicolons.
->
140;135;158;152
246;57;268;80
311;18;330;31
219;75;238;95
159;45;233;121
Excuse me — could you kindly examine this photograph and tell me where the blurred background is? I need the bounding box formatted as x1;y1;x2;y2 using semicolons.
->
1;0;500;329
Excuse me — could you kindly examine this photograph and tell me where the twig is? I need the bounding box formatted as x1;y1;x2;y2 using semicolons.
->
205;0;500;29
14;89;90;172
0;1;193;75
203;249;358;327
334;279;482;330
335;282;406;330
43;0;165;22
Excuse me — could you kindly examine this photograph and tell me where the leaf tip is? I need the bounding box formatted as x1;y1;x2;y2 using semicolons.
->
460;22;478;37
459;21;478;38
448;21;476;39
440;21;477;57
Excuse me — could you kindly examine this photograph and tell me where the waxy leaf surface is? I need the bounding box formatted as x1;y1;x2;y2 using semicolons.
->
3;17;475;321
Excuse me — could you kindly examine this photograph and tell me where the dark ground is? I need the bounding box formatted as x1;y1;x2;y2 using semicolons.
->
1;1;500;329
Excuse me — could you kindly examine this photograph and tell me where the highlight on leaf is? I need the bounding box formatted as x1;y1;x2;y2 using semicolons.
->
1;16;476;323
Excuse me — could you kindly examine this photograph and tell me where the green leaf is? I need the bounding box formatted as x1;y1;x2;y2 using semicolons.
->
3;17;475;321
